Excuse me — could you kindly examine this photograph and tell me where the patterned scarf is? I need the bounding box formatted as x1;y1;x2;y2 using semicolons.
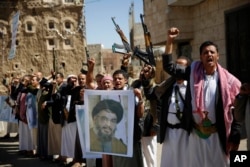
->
192;61;241;138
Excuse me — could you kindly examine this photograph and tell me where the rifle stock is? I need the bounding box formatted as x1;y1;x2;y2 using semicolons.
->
140;14;156;66
112;43;128;55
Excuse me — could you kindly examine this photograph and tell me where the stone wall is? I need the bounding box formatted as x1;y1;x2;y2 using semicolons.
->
0;0;86;94
143;0;250;64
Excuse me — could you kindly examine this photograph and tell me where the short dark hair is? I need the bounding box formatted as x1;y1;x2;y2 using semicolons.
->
112;69;129;80
199;41;219;55
177;56;192;66
56;72;64;78
92;99;124;123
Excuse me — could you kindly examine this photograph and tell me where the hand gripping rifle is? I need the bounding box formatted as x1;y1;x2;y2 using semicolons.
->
139;14;156;66
111;17;132;53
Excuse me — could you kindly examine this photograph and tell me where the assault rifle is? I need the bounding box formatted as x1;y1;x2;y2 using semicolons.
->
133;46;152;65
52;48;57;79
80;47;89;74
139;14;156;66
85;46;90;60
111;17;131;53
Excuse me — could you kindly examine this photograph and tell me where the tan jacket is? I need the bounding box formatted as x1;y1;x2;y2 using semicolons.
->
90;128;127;154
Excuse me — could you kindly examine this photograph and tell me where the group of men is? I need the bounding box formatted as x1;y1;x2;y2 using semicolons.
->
139;27;247;167
1;26;249;167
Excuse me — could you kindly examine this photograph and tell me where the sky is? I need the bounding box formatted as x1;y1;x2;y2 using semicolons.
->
84;0;143;49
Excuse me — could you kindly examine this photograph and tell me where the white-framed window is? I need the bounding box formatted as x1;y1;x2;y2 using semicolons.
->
25;20;36;33
48;39;55;46
47;38;57;50
63;38;74;50
26;22;33;31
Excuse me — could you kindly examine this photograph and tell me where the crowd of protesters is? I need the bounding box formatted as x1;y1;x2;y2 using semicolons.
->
0;26;248;167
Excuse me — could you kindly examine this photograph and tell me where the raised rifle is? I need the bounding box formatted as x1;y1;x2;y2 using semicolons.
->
140;14;156;66
52;48;57;79
85;46;90;61
81;47;89;74
111;17;131;53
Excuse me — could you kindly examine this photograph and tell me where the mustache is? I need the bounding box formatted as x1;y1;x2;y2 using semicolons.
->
95;126;117;142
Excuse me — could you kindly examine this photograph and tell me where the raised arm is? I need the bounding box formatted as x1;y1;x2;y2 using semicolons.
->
163;27;190;79
162;27;179;74
86;58;97;89
165;27;179;54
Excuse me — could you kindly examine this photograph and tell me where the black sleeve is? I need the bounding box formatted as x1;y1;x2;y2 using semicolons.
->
162;53;190;80
120;65;128;72
228;119;242;144
144;85;157;100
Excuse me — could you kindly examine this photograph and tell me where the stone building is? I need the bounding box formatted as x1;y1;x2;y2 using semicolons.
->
142;0;250;83
87;44;122;76
0;0;87;94
0;0;146;94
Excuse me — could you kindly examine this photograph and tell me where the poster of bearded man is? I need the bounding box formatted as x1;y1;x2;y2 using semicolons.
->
83;89;134;157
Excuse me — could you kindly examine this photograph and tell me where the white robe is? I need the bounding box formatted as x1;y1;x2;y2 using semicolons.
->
160;82;189;167
61;121;77;158
189;69;229;167
19;121;33;151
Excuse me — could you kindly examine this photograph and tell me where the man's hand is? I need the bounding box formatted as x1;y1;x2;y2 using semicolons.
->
226;141;239;154
140;64;155;80
139;64;155;88
168;27;179;41
240;83;250;95
87;58;95;71
121;52;131;67
165;27;179;54
41;101;47;110
134;88;143;100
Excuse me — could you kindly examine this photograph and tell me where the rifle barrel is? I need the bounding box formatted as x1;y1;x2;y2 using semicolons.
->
85;47;90;60
140;13;156;66
111;17;131;53
111;17;120;30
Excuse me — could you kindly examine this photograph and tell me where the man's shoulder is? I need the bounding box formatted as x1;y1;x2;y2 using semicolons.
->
112;137;127;147
112;137;127;153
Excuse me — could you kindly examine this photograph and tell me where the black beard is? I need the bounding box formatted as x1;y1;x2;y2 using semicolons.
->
96;126;116;142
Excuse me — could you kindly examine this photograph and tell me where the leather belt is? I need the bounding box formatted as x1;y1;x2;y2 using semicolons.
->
167;122;181;129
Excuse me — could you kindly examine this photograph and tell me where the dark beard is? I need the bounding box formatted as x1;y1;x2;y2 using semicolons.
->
96;126;116;142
